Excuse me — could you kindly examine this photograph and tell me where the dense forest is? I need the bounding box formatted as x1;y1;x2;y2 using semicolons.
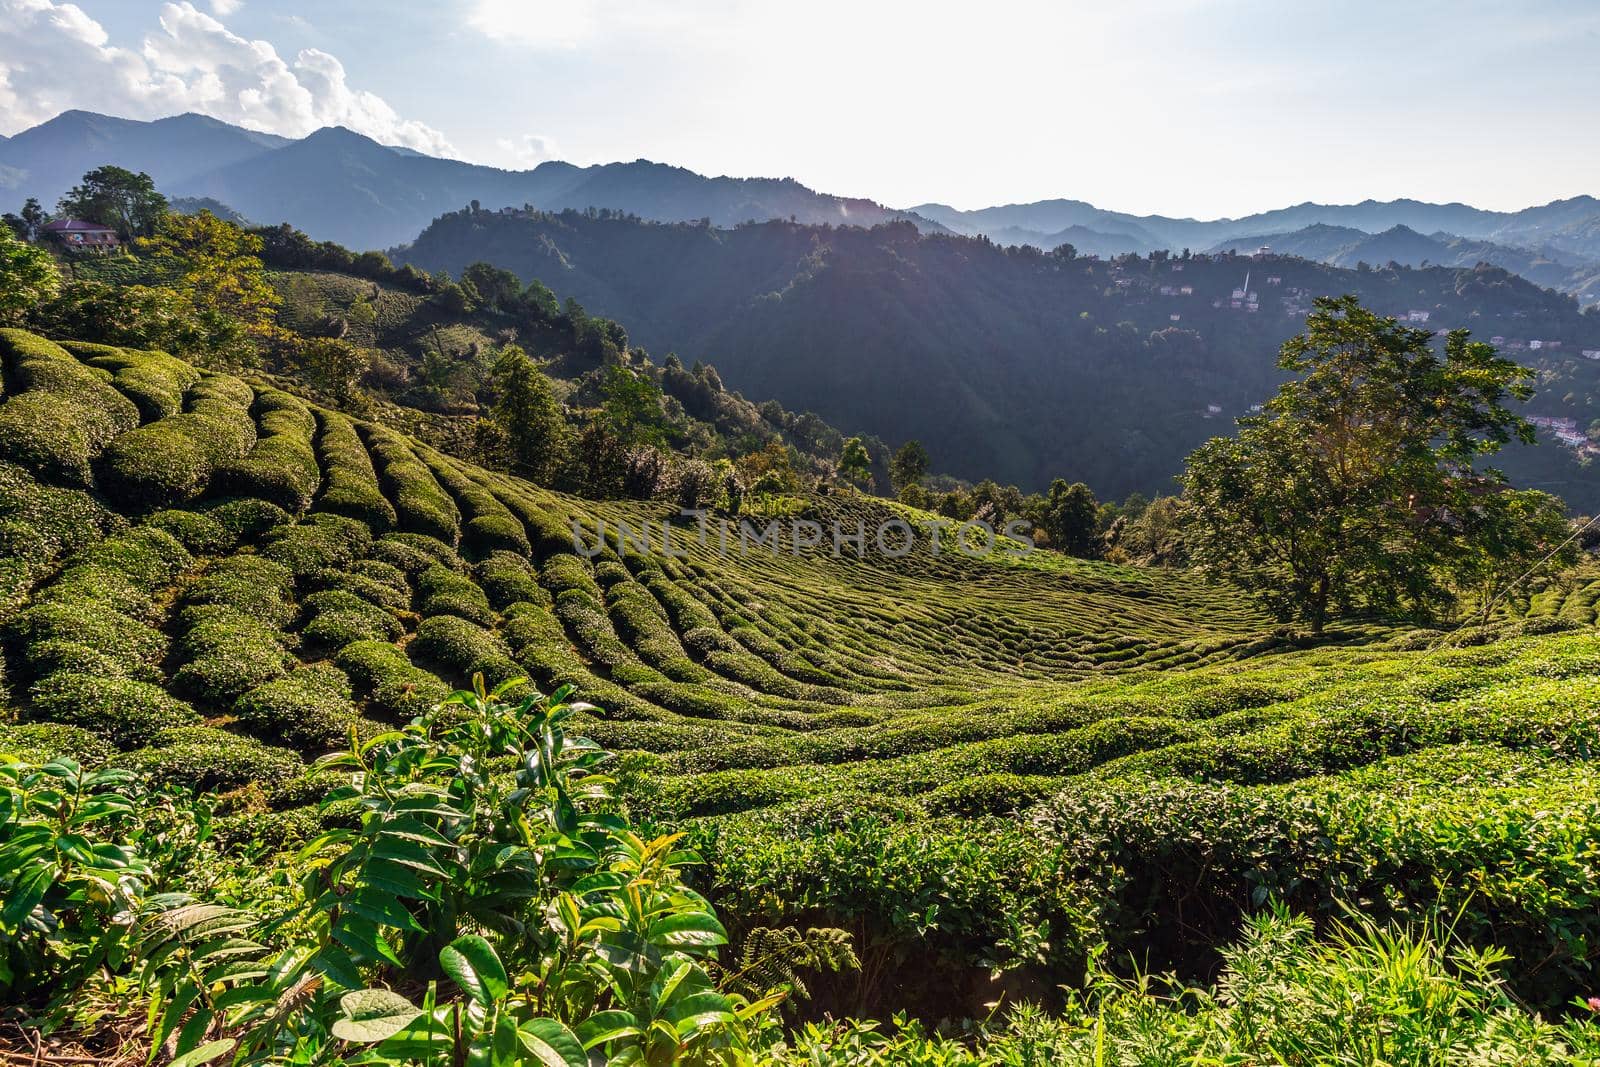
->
396;208;1600;502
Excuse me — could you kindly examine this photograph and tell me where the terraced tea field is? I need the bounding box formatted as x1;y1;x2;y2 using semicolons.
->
0;327;1289;787
6;326;1600;1022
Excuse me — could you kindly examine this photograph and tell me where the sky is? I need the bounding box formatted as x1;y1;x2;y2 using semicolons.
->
1;0;1598;219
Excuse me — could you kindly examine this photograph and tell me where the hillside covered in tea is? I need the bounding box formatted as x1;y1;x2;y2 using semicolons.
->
8;326;1600;1060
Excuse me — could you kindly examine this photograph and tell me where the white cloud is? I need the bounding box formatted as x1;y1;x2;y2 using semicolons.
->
467;0;598;49
208;0;242;14
494;133;557;169
0;0;451;155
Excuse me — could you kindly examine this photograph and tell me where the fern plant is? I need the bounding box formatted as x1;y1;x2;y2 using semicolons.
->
723;927;860;1007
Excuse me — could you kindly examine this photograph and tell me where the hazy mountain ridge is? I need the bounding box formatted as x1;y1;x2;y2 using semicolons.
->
0;112;937;250
6;110;1600;276
394;208;1600;503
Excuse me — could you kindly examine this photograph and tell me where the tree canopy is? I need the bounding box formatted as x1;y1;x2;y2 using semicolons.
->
137;210;279;363
890;440;930;494
489;344;568;482
1183;295;1570;631
839;437;873;489
0;225;60;327
57;165;167;240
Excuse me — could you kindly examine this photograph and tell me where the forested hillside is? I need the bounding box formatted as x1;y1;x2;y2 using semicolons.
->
396;207;1600;502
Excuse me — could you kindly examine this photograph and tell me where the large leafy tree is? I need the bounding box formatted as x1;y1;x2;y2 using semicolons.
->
490;344;568;482
599;363;667;447
0;225;60;326
1039;479;1101;557
1183;295;1561;632
57;165;167;239
890;439;930;494
137;210;279;363
838;436;873;489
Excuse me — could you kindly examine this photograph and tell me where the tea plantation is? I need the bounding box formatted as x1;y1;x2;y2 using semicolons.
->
6;327;1600;1059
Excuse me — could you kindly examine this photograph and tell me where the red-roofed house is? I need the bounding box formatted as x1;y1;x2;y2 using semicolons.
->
42;219;119;250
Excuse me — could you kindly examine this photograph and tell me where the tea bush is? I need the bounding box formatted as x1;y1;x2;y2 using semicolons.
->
64;340;199;420
27;672;200;749
99;374;258;508
214;388;320;511
313;410;397;530
0;329;140;485
334;639;452;721
365;424;460;544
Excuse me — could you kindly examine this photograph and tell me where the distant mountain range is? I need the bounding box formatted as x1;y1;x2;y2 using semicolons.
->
1203;224;1600;306
5;111;1600;300
0;111;937;250
395;207;1600;503
916;200;1600;302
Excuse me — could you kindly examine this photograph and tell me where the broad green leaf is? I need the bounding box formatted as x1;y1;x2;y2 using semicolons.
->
647;911;727;948
439;935;508;1005
575;1010;641;1050
166;1038;236;1067
516;1017;587;1067
2;863;53;926
333;916;404;968
342;887;425;933
331;988;423;1043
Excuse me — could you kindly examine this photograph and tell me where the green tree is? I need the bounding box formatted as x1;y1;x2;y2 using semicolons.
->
1183;295;1541;632
1449;488;1576;622
57;165;167;240
600;363;667;446
0;225;60;326
838;437;873;489
490;345;568;482
1041;479;1100;557
890;439;930;493
293;336;371;401
137;210;279;363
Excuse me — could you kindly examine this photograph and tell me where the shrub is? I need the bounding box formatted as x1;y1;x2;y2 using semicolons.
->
371;531;464;575
0;329;140;484
416;563;496;625
70;526;192;591
0;721;116;766
184;555;296;627
97;383;257;508
261;512;372;578
113;727;304;792
922;774;1060;817
234;664;360;752
172;607;296;706
44;564;154;619
363;424;459;544
409;614;521;688
477;551;548;609
214;389;320;512
334;639;452;722
28;672;199;749
65;341;200;421
0;463;112;608
312;410;396;531
143;509;232;554
265;768;347;811
305;562;411;612
23;639;133;681
424;451;529;555
204;497;292;541
300;590;402;653
10;600;167;679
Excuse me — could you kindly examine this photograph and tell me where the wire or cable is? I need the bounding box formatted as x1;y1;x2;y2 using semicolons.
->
1417;511;1600;662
